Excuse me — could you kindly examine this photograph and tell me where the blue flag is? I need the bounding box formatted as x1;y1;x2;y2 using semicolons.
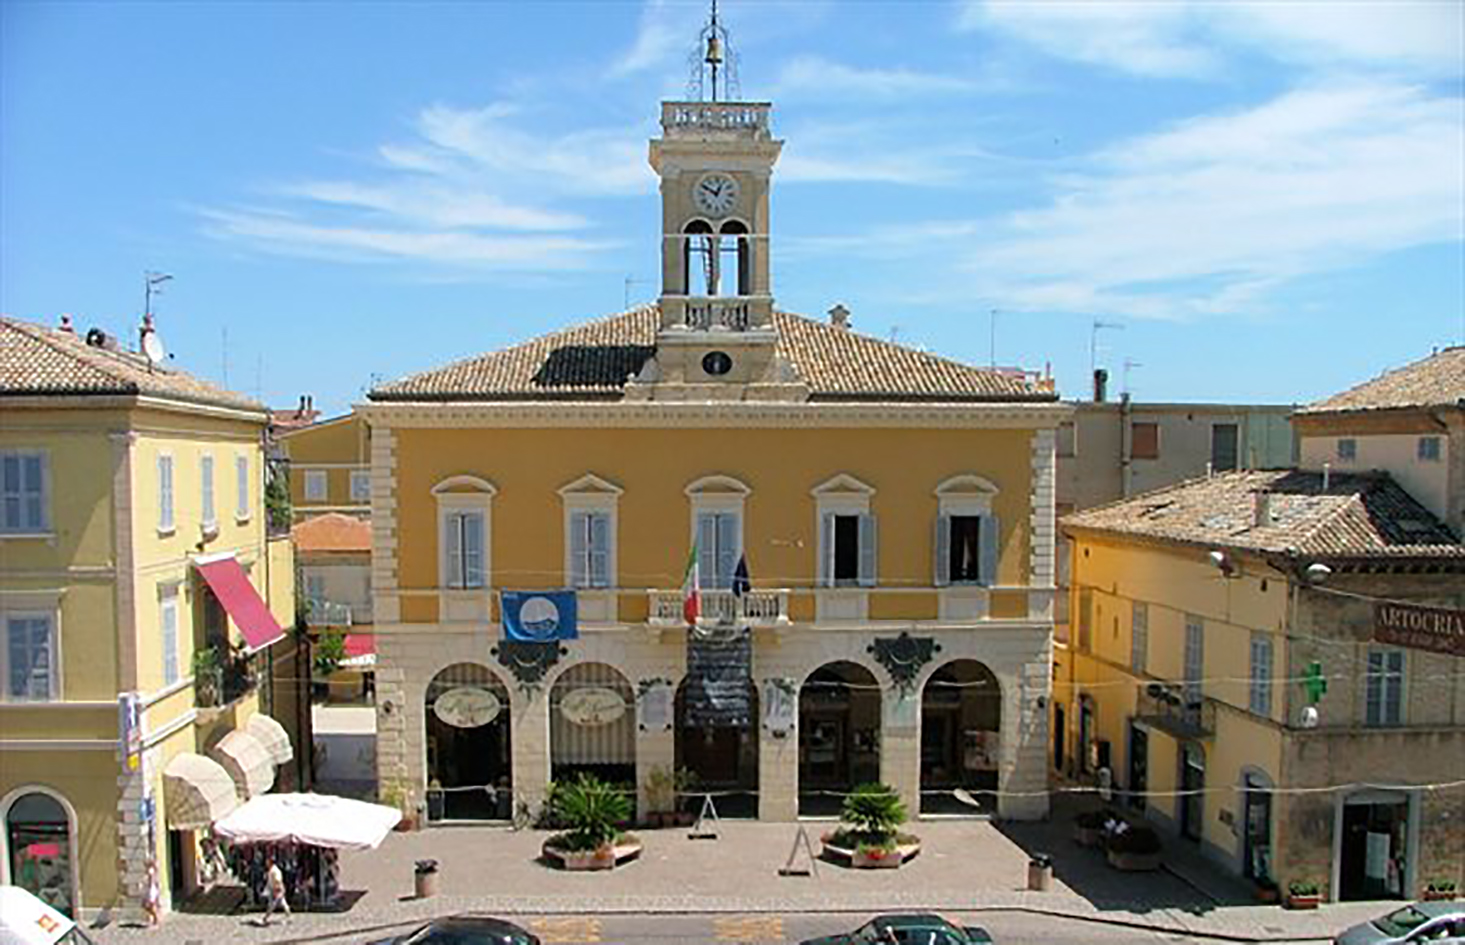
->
502;590;578;642
731;554;751;598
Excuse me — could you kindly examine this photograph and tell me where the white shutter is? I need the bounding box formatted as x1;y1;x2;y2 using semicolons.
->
818;513;835;588
462;512;484;588
161;590;179;687
858;514;877;588
589;512;611;588
569;511;588;588
201;455;215;525
717;513;737;589
158;455;174;531
697;513;717;587
444;513;463;588
935;515;950;587
236;455;249;520
979;513;1000;586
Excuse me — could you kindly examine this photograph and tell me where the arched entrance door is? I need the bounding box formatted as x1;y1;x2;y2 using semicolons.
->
674;677;760;818
798;662;881;817
920;659;1001;814
550;663;636;788
424;663;511;822
1179;742;1205;841
5;791;75;917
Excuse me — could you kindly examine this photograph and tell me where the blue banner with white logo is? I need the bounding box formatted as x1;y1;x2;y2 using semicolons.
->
502;590;578;642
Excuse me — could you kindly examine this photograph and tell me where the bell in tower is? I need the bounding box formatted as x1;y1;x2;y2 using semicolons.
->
638;2;793;399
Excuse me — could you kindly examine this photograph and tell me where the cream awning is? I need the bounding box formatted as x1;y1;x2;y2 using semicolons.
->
163;753;239;829
211;730;276;799
247;713;294;765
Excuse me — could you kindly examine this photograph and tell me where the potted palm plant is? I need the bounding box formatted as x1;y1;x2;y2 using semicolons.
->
642;766;675;828
540;774;641;871
819;783;921;869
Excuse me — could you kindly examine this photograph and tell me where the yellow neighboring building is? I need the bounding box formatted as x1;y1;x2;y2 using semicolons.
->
281;413;371;520
0;316;295;921
360;90;1067;826
1060;469;1463;901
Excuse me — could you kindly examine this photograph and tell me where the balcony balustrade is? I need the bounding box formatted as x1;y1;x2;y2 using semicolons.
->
1135;682;1216;740
306;598;354;628
647;588;790;628
661;101;771;137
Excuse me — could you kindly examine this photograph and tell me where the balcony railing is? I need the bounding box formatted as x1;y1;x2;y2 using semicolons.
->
685;297;751;331
1135;683;1216;740
661;101;771;137
647;589;790;628
195;648;260;709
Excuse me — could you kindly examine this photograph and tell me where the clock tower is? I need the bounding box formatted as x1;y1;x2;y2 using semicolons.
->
633;4;798;400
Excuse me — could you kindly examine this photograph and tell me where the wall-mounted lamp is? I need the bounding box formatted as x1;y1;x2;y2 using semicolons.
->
1208;549;1237;578
1299;705;1320;729
381;698;398;716
1304;563;1332;584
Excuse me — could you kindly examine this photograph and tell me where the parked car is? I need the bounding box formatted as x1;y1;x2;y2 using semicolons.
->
367;916;541;945
1333;902;1465;945
799;913;994;945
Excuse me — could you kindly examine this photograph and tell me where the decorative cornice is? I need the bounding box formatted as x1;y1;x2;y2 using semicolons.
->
868;632;941;695
357;401;1071;431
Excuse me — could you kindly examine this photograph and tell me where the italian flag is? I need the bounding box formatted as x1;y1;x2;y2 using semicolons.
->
682;543;700;626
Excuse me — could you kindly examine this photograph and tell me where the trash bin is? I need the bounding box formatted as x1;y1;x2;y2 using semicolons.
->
1027;853;1053;892
414;859;439;899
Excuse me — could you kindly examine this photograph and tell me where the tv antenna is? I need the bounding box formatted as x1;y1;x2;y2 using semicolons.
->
141;272;173;371
1090;318;1124;377
144;271;172;319
1122;358;1142;396
687;0;740;102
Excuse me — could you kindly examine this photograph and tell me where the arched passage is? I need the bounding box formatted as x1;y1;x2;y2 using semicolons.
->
550;662;636;788
3;789;76;917
424;663;511;822
674;676;759;818
799;661;881;817
920;659;1001;814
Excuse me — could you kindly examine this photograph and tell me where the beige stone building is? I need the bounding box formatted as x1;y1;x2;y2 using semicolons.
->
358;91;1068;825
1292;345;1464;536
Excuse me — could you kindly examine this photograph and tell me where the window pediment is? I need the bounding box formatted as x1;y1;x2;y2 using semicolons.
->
685;474;751;497
557;473;624;498
811;473;876;498
431;474;497;496
934;474;1000;498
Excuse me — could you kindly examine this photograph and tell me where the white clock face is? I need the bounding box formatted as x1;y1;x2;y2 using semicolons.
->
693;173;740;217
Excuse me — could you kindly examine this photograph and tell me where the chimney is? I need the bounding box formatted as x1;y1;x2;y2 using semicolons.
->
828;304;850;330
1093;368;1109;403
58;313;74;334
1253;490;1272;527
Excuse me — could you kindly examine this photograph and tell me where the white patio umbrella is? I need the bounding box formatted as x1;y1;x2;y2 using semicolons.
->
212;793;400;851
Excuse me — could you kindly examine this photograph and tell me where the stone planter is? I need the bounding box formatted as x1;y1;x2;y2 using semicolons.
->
1422;888;1457;902
1285;893;1321;910
1106;847;1161;872
541;838;642;871
821;837;921;869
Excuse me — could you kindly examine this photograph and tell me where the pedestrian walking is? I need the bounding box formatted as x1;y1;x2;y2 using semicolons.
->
142;862;161;928
262;855;290;926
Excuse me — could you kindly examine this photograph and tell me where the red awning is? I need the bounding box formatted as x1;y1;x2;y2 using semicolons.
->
195;556;285;651
343;634;375;658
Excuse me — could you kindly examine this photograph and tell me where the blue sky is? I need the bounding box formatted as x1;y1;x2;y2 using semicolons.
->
3;0;1461;415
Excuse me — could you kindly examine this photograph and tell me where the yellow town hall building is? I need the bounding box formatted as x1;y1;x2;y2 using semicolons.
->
360;87;1068;824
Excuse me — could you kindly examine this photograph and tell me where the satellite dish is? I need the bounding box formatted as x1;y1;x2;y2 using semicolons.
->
142;330;167;367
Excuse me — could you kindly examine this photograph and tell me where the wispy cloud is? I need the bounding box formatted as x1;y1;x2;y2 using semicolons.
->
610;0;703;76
969;81;1464;318
773;56;984;99
199;208;616;268
961;0;1463;78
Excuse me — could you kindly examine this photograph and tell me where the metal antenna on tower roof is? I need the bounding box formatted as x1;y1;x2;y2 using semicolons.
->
687;0;740;102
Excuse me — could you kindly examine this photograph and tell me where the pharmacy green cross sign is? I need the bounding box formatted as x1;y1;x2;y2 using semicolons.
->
1302;660;1328;705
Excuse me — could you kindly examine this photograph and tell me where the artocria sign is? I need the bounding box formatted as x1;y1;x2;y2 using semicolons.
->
1374;601;1465;657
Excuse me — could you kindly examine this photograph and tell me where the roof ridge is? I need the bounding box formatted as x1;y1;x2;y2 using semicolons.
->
774;308;1016;378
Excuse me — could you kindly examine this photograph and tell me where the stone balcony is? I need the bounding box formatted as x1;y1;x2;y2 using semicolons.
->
659;295;774;334
647;588;791;628
661;101;772;139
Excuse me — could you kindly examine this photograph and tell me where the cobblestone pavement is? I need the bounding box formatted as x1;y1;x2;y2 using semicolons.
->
90;819;1390;944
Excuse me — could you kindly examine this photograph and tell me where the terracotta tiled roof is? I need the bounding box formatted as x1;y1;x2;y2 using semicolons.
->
292;513;371;554
369;306;1050;402
0;317;263;413
1062;469;1463;561
1299;346;1465;414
